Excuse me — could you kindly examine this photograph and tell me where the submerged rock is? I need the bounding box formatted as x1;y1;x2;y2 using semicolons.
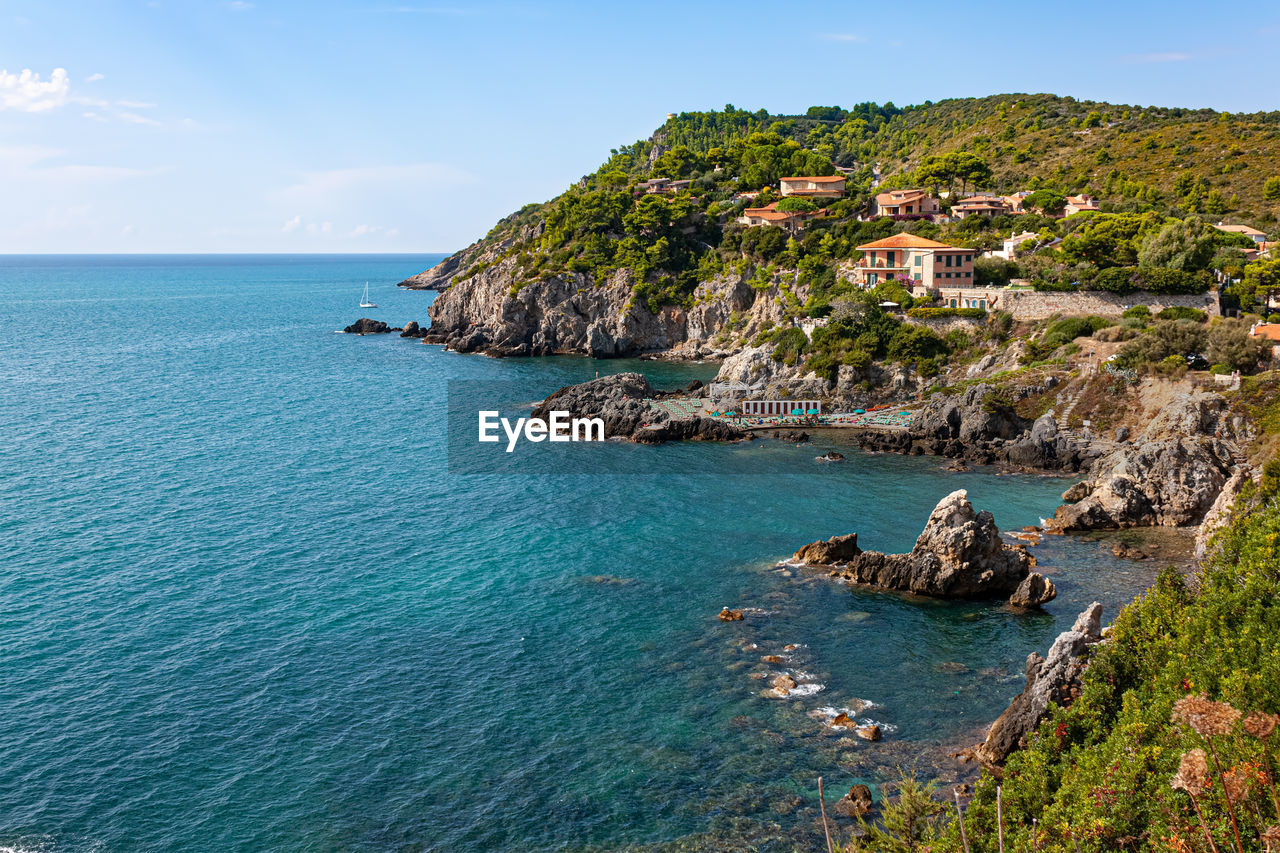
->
718;607;745;622
792;490;1056;607
855;725;883;742
831;784;874;818
974;602;1103;766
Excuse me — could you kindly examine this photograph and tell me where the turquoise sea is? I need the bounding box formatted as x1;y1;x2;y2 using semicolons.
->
0;255;1175;852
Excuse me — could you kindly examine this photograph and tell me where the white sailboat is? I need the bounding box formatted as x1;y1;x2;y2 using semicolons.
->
359;282;378;309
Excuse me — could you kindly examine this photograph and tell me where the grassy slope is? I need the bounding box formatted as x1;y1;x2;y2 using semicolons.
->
871;94;1280;224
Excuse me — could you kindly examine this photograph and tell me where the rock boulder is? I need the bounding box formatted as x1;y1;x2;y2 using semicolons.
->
974;602;1103;766
793;490;1056;607
343;318;391;334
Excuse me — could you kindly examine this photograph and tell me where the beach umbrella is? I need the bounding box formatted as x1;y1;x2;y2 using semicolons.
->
806;408;819;415
854;409;866;414
791;408;803;416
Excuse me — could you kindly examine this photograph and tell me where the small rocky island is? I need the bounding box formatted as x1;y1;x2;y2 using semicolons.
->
790;489;1056;608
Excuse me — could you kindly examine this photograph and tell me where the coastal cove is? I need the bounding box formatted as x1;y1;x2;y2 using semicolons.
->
1;255;1186;852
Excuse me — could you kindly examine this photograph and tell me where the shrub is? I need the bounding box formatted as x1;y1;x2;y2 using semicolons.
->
1122;304;1152;320
1042;315;1112;349
906;306;986;319
1115;319;1208;369
1156;306;1207;322
1206;317;1268;373
764;325;808;365
886;324;949;362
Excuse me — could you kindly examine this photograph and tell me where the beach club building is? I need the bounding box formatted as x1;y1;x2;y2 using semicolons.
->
739;399;822;417
852;234;976;292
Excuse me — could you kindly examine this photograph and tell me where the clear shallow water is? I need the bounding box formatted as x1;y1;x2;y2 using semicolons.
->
0;255;1173;852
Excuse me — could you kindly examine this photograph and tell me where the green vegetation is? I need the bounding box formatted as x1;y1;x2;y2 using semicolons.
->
460;95;1280;318
1042;315;1112;348
906;306;986;319
947;491;1280;852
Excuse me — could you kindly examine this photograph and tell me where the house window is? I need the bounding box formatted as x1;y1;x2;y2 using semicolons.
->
914;255;921;266
886;251;895;265
965;272;972;278
945;254;952;267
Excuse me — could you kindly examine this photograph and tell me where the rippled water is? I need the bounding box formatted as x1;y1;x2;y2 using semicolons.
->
0;255;1180;852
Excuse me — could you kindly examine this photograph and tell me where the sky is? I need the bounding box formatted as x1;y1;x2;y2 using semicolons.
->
2;0;1279;254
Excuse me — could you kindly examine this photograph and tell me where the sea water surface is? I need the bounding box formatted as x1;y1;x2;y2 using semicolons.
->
0;255;1176;852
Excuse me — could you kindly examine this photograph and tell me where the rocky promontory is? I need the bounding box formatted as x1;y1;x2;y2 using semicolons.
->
531;372;748;443
404;246;801;358
791;489;1056;607
972;602;1104;766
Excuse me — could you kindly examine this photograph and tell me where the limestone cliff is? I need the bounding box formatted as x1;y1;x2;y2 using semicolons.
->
404;243;802;358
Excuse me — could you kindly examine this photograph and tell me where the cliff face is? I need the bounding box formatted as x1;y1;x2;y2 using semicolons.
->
416;253;801;358
1052;392;1247;530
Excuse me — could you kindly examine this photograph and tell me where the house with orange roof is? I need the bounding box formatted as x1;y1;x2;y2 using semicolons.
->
872;188;939;217
779;175;846;198
851;233;975;291
951;195;1014;219
1063;194;1100;216
1250;323;1280;361
1215;222;1268;244
738;202;821;230
1004;191;1032;213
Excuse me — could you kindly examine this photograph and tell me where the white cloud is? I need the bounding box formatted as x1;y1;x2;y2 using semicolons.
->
229;1;254;9
1126;51;1192;63
85;73;105;83
118;111;162;126
817;32;865;43
305;221;333;235
282;215;302;232
0;67;70;112
0;145;166;183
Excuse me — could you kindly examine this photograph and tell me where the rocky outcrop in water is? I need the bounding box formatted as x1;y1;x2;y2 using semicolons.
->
1050;392;1244;531
533;372;658;438
793;490;1056;607
399;320;429;338
973;602;1103;766
531;372;748;443
344;318;391;334
634;417;749;444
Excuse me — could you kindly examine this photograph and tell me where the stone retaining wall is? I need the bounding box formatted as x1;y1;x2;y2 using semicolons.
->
984;289;1218;321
